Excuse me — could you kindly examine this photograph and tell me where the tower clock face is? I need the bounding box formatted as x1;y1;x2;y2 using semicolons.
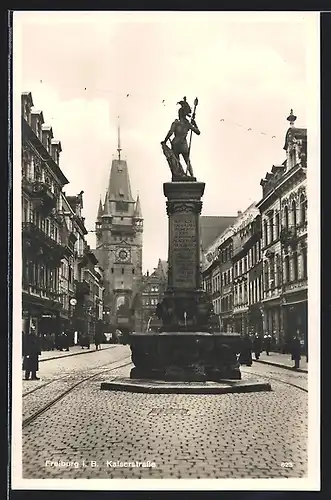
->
116;247;131;263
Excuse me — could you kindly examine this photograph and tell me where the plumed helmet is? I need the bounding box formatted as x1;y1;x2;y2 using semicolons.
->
177;96;192;116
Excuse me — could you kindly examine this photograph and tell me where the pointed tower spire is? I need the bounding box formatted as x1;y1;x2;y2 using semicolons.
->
117;116;122;161
97;198;103;219
134;193;142;218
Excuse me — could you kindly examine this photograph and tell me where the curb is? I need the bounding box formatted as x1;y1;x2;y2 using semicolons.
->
39;345;116;363
254;359;308;374
100;380;272;394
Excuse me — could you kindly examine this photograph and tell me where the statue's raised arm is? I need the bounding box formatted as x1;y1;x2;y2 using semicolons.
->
161;96;200;181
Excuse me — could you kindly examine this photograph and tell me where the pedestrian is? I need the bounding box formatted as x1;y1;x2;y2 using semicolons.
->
50;332;56;351
239;334;252;366
23;327;41;380
94;330;103;350
253;334;262;360
264;334;271;356
291;334;301;370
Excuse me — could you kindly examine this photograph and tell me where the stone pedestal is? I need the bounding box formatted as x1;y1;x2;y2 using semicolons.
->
129;180;243;382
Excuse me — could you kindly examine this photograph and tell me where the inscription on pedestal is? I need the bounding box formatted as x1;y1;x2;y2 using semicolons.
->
171;214;197;288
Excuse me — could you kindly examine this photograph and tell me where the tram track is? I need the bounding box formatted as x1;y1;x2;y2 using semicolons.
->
22;357;133;428
242;367;308;393
22;354;131;398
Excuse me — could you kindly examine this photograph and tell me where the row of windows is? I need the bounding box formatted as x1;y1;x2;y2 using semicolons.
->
219;245;232;263
22;260;59;293
22;198;60;243
264;249;308;289
233;240;261;279
22;153;60;195
263;196;307;247
111;268;135;274
205;248;307;299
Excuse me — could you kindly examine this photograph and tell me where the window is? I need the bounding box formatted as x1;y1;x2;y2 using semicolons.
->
264;220;268;247
293;251;298;281
302;246;307;278
284;206;289;230
132;269;135;274
269;258;275;288
284;255;290;283
300;194;307;224
275;213;280;239
111;268;114;273
292;200;297;230
121;268;124;274
264;262;269;290
269;216;274;243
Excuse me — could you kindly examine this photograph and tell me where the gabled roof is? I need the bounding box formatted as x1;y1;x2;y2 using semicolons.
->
200;216;237;251
107;159;135;202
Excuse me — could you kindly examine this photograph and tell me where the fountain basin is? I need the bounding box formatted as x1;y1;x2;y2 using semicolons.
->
128;331;242;381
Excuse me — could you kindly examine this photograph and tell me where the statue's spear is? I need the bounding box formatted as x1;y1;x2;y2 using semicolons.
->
188;97;199;158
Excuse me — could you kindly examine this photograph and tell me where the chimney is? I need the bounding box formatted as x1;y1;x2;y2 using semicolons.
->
237;211;242;216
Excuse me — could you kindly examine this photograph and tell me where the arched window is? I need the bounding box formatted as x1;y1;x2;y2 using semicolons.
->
284;206;289;230
300;194;307;224
292;200;297;230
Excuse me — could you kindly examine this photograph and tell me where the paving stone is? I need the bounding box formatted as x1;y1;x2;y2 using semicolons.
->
21;346;308;479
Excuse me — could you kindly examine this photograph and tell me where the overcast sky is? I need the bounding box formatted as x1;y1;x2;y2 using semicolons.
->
15;11;317;272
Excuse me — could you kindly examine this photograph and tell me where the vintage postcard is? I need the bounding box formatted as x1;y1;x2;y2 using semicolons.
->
11;10;320;491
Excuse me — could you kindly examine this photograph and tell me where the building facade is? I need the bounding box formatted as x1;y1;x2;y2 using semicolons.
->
232;204;260;334
246;215;263;336
95;129;143;335
22;92;104;347
21;92;69;338
140;259;168;332
257;111;307;351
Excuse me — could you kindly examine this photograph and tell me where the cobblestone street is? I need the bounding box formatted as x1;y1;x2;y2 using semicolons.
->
22;345;308;480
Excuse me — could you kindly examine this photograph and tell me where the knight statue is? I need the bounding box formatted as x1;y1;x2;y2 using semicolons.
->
161;96;200;180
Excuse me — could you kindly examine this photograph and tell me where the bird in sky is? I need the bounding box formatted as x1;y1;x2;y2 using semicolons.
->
247;128;252;131
126;94;130;97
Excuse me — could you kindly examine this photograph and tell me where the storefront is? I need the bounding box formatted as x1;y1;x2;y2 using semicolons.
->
260;297;282;347
22;292;62;349
282;290;308;354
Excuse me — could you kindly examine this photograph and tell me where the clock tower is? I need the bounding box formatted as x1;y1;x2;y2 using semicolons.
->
95;124;143;333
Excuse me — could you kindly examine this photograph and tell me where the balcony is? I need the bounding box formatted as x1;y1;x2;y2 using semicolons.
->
75;280;90;297
23;179;57;214
280;228;298;249
297;220;308;238
22;222;66;262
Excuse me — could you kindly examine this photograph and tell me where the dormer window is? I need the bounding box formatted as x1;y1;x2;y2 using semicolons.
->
119;188;124;197
117;164;123;172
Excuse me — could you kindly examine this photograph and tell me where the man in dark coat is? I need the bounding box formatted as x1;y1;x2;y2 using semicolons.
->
291;335;301;369
264;334;271;355
253;334;262;360
23;329;41;380
94;330;103;350
239;334;252;366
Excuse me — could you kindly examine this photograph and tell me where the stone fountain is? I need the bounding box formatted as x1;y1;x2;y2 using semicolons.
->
101;97;271;394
